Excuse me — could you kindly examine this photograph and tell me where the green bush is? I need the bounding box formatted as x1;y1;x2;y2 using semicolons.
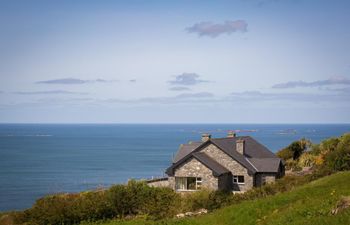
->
298;153;316;167
107;180;179;219
314;133;350;172
107;181;146;217
22;194;79;225
285;158;302;171
18;181;179;225
324;143;350;171
276;148;293;161
206;190;233;210
143;186;179;219
319;137;340;153
276;138;311;161
180;189;211;212
74;191;113;221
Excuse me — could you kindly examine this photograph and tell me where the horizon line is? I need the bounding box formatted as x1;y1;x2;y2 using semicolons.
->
0;122;349;125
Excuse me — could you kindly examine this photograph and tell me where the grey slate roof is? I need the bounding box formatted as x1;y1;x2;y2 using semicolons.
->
173;142;202;163
166;136;281;176
192;152;230;177
246;158;282;173
211;136;277;158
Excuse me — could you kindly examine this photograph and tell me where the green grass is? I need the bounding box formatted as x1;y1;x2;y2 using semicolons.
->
83;172;350;225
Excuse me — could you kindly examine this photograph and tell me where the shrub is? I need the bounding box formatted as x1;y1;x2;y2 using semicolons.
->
107;180;179;219
319;137;340;153
206;190;233;210
180;189;211;212
324;144;350;171
298;153;316;167
315;133;350;172
73;191;113;221
277;138;311;161
22;194;79;225
107;181;148;217
143;186;179;219
289;140;307;160
285;158;302;171
276;148;293;161
19;181;179;225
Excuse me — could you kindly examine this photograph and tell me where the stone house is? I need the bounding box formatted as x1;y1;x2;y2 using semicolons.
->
165;132;285;192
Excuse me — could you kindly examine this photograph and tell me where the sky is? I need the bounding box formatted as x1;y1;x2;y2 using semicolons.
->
0;0;350;123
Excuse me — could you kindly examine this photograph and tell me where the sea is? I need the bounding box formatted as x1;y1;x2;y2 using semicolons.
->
1;123;349;212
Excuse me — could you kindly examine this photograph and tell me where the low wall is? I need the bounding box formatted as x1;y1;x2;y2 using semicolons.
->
146;177;169;188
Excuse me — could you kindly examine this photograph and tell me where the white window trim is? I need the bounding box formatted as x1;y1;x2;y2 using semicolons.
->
233;175;245;185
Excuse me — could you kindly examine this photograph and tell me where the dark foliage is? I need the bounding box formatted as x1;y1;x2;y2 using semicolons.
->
276;138;311;161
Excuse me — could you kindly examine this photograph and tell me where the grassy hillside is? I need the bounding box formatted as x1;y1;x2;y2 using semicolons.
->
85;172;350;225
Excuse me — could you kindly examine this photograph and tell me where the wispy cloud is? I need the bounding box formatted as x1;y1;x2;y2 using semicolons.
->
106;92;214;104
186;20;248;38
272;76;350;89
176;92;214;98
36;78;117;85
230;90;350;102
321;87;350;93
12;90;88;95
169;73;209;86
169;86;191;91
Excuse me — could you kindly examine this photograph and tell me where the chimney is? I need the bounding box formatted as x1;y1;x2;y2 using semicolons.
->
201;133;211;142
227;131;236;138
236;139;245;155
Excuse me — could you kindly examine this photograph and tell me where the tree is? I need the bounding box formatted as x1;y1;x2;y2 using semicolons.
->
277;138;311;161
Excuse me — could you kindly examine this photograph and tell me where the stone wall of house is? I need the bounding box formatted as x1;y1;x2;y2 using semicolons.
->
172;158;218;190
168;176;175;190
200;143;253;192
255;173;276;187
147;178;170;188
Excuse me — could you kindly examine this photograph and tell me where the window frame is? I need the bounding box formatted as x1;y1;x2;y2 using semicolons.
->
175;177;202;191
233;175;245;185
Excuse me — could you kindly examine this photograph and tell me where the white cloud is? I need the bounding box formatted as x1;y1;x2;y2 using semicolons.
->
169;73;209;86
36;78;117;85
186;20;248;38
13;90;88;95
272;76;350;89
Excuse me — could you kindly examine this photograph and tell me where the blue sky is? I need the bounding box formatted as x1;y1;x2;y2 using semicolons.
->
0;0;350;123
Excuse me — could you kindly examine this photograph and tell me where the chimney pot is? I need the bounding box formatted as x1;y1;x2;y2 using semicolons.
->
201;133;211;142
227;131;236;138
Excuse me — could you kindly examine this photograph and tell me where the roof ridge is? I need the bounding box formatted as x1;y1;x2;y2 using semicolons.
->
245;157;259;172
211;136;249;140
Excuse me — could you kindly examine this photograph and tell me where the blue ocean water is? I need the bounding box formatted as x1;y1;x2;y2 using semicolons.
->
0;124;349;212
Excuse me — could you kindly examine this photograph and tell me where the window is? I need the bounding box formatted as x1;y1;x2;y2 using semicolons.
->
175;177;202;191
233;175;245;184
196;177;202;190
